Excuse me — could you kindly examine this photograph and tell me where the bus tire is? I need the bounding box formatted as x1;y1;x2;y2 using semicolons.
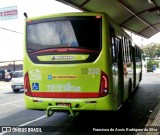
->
139;72;142;82
128;79;132;99
13;89;20;93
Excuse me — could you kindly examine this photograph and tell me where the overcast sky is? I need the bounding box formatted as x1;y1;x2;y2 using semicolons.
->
0;0;80;61
0;0;160;61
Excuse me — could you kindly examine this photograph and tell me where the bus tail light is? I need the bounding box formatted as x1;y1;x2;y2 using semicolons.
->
99;71;109;97
24;72;32;96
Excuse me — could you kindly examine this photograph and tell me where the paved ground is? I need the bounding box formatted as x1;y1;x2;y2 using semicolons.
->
0;81;10;90
137;73;160;135
153;68;160;73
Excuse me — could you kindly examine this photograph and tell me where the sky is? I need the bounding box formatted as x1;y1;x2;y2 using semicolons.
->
0;0;160;61
128;32;160;47
0;0;80;61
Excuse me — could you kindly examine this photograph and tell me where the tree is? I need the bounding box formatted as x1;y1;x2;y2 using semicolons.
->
142;43;160;71
142;43;160;60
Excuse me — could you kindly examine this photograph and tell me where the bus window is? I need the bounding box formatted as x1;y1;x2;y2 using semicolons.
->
129;41;133;62
122;37;132;63
122;37;126;62
110;26;120;64
111;36;117;63
27;16;102;52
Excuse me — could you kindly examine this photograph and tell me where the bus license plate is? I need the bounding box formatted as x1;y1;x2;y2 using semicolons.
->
56;103;71;107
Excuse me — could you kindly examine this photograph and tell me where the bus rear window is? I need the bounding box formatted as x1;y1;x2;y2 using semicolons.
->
26;16;102;52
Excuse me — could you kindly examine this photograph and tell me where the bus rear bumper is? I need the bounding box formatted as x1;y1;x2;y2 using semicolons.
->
24;94;113;112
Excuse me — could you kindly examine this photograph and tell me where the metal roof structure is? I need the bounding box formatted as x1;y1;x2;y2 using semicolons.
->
56;0;160;39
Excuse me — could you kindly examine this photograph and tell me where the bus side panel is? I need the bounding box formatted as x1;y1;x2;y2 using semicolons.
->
94;95;113;110
95;16;114;111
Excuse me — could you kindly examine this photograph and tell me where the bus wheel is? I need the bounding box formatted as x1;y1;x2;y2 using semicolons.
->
128;79;132;99
13;89;20;93
139;72;142;82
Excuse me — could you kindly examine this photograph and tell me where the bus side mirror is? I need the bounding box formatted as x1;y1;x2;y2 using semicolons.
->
24;12;28;19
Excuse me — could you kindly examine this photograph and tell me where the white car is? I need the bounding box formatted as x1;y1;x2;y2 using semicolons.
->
11;70;24;93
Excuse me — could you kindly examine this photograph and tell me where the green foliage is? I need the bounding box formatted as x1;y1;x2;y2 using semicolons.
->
147;60;159;71
142;43;160;60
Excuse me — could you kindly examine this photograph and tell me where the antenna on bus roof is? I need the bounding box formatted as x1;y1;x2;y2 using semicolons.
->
24;12;28;19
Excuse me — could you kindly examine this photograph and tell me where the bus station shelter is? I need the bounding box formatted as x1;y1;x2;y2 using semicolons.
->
57;0;160;39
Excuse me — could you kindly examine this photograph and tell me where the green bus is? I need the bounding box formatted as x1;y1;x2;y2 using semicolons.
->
24;12;142;117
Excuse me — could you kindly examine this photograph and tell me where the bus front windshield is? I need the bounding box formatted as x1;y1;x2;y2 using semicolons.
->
26;16;102;52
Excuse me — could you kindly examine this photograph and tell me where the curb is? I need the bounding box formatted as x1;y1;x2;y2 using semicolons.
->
137;102;160;135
